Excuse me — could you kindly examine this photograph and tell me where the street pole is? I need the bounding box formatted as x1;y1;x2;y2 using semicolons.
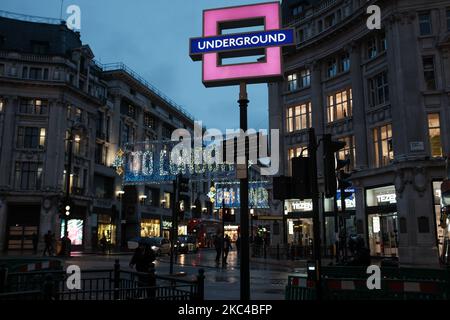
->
308;128;322;300
340;183;347;261
283;199;287;245
222;199;225;267
238;82;250;301
334;190;339;263
63;131;73;238
170;174;180;275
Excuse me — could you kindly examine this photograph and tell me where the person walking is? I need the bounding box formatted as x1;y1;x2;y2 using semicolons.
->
129;243;156;298
236;236;241;258
43;230;53;256
32;232;38;254
214;234;222;265
222;235;232;265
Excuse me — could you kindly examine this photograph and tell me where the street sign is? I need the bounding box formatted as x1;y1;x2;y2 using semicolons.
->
190;2;295;87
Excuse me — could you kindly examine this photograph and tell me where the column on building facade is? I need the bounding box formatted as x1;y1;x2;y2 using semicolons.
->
349;41;368;169
0;97;16;187
387;14;439;266
111;94;123;248
395;168;439;266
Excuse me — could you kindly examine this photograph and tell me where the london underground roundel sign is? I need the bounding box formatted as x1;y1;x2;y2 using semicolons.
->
189;2;295;88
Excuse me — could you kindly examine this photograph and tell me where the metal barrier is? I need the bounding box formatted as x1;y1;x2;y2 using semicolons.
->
0;260;204;301
285;266;450;300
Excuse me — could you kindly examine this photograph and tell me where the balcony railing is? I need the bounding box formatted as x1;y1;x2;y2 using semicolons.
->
95;61;195;122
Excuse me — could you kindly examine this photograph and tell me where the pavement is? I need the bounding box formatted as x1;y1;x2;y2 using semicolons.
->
0;248;307;300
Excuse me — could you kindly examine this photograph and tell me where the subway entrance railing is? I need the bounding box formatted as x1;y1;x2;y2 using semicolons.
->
0;260;204;301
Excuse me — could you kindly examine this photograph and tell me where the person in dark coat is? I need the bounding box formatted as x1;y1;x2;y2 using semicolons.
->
222;235;232;265
32;232;38;254
43;230;53;256
129;244;156;297
214;235;222;264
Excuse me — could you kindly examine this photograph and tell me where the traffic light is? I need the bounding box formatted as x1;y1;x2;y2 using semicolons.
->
58;198;72;218
178;200;185;221
323;134;347;198
178;176;190;193
272;176;292;200
292;157;312;200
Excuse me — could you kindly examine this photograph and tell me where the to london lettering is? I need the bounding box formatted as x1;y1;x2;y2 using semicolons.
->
190;29;294;58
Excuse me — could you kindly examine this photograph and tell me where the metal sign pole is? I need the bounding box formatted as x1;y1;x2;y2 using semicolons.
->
239;82;250;301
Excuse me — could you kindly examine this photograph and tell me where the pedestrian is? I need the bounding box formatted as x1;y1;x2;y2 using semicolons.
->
213;235;222;264
43;230;53;256
129;243;156;298
32;232;38;254
100;234;107;254
223;235;232;265
236;236;241;257
59;232;72;257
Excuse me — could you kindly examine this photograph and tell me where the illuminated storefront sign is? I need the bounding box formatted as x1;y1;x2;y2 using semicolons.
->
190;2;295;87
366;185;397;206
291;200;313;212
61;219;84;246
214;181;269;209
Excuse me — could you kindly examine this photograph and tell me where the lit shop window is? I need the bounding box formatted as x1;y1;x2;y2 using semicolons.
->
286;102;311;133
327;88;352;123
428;113;442;157
373;124;394;168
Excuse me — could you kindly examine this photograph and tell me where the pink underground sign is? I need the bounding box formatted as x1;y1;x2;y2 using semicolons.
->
189;2;295;88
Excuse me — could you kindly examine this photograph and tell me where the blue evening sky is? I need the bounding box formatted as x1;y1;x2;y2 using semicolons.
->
1;0;278;132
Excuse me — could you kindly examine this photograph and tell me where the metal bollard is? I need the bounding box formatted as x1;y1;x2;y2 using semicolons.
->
113;259;120;300
196;269;205;301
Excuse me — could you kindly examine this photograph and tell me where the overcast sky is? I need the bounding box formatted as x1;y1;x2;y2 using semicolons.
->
1;0;276;132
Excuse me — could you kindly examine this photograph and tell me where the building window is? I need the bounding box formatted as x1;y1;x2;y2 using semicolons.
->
418;12;432;35
144;113;155;129
162;192;171;209
423;56;436;90
292;5;303;16
106;116;111;142
95;143;108;165
369;71;389;107
339;53;350;73
286;102;312;133
31;41;49;54
447;9;450;31
325;14;335;28
96;111;104;138
337;136;356;171
299;69;311;88
287;73;297;91
373;124;394;168
14;162;43;190
327;89;352;123
29;68;42;80
75;108;83;123
327;58;337;78
19;99;48;115
17;127;46;149
128;105;135;118
367;37;377;59
317;20;323;33
428;113;442;157
296;28;305;43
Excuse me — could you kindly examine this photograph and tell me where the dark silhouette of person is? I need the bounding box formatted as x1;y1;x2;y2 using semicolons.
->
236;236;241;257
100;234;108;254
32;232;38;254
59;232;72;257
43;230;53;256
214;235;222;264
129;244;156;297
223;235;232;265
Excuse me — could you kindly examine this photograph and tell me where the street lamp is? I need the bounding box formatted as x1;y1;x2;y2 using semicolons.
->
116;190;125;250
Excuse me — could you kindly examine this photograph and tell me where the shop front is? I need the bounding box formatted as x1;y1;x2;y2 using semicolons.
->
224;225;239;242
161;218;187;239
140;214;160;238
6;204;40;251
432;181;449;261
97;213;116;246
323;189;357;256
366;185;399;257
60;204;87;249
284;199;314;256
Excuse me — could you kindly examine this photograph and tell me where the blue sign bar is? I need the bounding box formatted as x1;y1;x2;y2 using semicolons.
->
190;29;294;57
